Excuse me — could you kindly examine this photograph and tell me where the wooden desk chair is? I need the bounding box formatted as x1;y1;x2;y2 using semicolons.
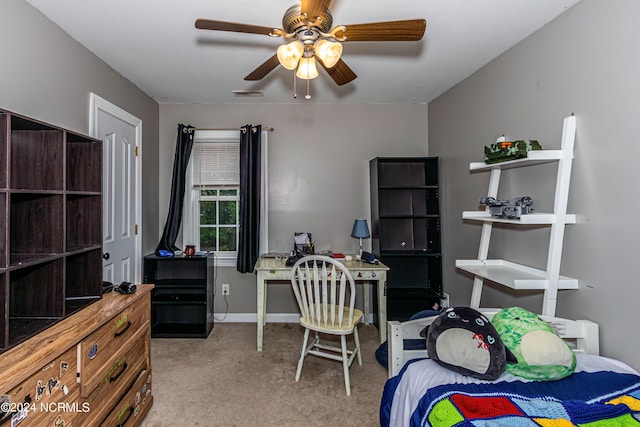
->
290;255;363;396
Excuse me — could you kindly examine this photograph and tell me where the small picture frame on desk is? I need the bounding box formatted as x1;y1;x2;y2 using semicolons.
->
294;232;314;254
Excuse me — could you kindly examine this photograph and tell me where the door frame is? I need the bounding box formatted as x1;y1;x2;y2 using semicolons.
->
88;92;143;283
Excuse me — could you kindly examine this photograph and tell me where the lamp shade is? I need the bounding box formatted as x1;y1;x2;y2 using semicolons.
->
351;219;370;239
277;41;304;70
315;39;342;68
296;56;319;79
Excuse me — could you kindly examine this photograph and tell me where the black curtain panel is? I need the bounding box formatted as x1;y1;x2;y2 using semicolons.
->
156;123;195;255
237;125;262;273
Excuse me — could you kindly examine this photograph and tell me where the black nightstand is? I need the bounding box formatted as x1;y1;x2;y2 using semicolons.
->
143;254;214;338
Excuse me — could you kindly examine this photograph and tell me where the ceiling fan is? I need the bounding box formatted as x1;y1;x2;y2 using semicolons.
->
195;0;426;90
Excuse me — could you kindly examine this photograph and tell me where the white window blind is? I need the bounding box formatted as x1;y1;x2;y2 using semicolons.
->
192;142;240;187
184;129;269;265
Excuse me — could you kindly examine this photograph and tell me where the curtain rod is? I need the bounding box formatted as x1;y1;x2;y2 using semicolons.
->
193;126;274;132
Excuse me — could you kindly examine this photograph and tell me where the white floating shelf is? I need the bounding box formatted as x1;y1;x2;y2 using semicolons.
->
470;149;568;171
462;211;576;225
455;259;579;290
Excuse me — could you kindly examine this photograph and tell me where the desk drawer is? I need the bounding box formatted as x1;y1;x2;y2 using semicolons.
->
258;270;290;280
79;295;149;396
259;267;385;282
352;270;384;281
101;369;153;427
78;335;149;426
2;346;79;427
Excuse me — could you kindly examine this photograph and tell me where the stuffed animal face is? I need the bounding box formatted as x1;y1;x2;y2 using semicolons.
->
426;307;516;380
492;307;576;381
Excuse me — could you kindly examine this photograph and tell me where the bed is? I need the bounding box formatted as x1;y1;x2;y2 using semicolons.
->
381;309;640;427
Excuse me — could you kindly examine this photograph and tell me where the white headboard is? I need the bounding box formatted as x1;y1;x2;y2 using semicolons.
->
387;309;599;377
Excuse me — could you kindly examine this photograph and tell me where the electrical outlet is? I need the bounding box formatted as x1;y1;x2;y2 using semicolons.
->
221;283;230;296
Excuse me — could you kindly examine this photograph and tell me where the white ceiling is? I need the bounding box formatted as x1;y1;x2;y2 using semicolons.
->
25;0;581;105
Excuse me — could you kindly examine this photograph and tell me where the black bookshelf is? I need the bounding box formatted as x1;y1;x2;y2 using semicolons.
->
370;157;443;321
144;254;214;338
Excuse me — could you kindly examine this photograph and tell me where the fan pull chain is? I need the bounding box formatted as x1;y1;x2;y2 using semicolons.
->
305;78;311;100
293;72;297;99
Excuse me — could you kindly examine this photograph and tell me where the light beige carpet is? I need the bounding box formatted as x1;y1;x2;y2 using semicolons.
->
140;322;389;427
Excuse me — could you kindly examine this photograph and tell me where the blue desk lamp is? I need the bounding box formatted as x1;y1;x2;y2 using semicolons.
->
351;219;370;258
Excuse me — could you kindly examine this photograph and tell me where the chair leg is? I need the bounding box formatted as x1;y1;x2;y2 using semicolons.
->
341;335;351;396
353;326;362;366
296;328;310;382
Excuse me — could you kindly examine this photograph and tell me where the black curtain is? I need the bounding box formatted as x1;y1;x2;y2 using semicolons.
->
237;125;262;273
156;124;195;255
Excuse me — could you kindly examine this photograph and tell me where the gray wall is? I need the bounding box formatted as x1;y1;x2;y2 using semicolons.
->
429;0;640;370
1;0;160;255
6;0;637;371
159;103;428;315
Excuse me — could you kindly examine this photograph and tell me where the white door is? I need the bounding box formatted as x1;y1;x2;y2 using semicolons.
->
89;93;142;285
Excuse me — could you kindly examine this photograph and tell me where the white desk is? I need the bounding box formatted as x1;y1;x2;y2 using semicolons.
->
254;256;389;351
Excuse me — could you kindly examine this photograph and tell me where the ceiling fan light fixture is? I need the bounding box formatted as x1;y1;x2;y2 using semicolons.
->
314;39;342;68
277;41;304;70
296;56;319;80
196;6;427;90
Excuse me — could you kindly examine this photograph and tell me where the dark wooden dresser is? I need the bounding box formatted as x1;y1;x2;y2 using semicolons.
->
0;285;153;427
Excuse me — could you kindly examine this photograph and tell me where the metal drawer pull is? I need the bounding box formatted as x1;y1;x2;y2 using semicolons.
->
109;362;128;383
0;412;11;426
117;406;134;427
114;321;132;338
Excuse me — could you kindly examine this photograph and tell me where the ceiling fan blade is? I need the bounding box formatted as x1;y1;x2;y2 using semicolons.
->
301;0;334;20
336;19;426;42
195;19;279;36
316;56;357;86
244;54;281;81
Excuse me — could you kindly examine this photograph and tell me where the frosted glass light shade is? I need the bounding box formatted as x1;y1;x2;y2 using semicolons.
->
315;40;342;68
277;41;304;70
296;57;319;79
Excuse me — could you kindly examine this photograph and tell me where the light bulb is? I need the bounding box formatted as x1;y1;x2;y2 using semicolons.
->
315;40;342;68
296;57;319;79
277;41;303;70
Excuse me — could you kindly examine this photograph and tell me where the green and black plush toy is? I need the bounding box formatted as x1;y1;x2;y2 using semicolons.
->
425;307;517;380
492;307;576;381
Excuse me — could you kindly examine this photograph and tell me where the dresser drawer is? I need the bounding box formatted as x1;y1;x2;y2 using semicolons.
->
101;369;153;427
6;409;79;427
78;334;149;426
79;295;150;396
2;346;80;427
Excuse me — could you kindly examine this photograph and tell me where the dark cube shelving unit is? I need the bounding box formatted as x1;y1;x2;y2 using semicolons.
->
370;157;443;321
0;109;103;352
144;254;214;338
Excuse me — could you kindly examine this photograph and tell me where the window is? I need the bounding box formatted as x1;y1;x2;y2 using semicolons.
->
184;130;268;266
198;188;239;253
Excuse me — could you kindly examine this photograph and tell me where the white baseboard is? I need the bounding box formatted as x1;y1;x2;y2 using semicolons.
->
212;313;298;323
213;313;375;323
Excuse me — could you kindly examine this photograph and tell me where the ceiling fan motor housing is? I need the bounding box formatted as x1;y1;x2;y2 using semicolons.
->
282;4;333;34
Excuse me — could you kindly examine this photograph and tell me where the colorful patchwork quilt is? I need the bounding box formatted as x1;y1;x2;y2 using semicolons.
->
381;355;640;427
